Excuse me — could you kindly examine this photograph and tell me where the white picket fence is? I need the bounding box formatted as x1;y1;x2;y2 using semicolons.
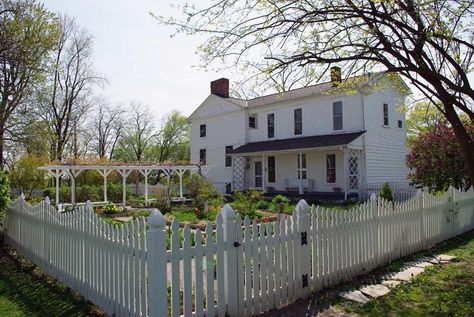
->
4;187;474;317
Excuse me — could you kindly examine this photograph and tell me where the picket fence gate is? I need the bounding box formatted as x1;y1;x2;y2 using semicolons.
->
4;187;474;317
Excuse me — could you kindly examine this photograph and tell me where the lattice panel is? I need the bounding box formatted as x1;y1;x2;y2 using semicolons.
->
347;148;361;192
232;156;246;192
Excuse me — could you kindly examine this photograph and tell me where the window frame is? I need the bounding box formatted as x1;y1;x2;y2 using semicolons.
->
268;156;276;183
297;153;307;180
267;113;275;138
199;149;206;165
199;124;206;137
294;108;303;135
225;145;233;167
326;154;336;183
249;115;257;129
333;101;343;131
383;103;389;126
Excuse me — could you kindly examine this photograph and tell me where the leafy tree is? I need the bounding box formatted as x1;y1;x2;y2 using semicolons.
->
10;154;48;198
113;102;157;162
406;101;445;146
0;0;59;167
37;15;103;161
0;170;9;234
187;174;223;219
407;123;473;191
159;0;474;184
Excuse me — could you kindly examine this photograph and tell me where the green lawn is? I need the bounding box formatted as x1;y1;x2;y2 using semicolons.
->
336;229;474;317
0;245;104;317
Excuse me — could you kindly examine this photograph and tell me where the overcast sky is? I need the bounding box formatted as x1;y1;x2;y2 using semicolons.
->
40;0;473;120
40;0;229;119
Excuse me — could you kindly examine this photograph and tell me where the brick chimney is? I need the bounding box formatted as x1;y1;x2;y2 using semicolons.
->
210;78;229;98
330;66;341;86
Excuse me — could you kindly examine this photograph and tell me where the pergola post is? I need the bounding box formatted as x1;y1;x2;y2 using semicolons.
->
175;169;186;198
49;169;64;206
119;169;132;208
97;169;112;203
69;169;82;205
139;169;151;206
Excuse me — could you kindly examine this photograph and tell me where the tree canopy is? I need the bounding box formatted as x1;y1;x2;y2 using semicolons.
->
158;0;474;184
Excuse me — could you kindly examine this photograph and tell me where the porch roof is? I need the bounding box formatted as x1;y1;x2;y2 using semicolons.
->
231;131;365;155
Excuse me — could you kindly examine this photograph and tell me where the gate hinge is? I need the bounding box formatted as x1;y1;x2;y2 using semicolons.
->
301;232;307;245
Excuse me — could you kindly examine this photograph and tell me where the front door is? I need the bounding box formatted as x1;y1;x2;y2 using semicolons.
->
254;161;263;188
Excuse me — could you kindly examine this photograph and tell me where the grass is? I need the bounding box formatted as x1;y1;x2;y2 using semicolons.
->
335;229;474;317
0;244;105;317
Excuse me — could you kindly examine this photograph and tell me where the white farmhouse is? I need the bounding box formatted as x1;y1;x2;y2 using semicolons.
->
189;68;410;200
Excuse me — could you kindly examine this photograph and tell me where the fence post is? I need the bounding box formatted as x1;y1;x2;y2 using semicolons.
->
370;193;379;268
295;199;311;297
147;209;168;317
417;190;425;250
221;204;239;316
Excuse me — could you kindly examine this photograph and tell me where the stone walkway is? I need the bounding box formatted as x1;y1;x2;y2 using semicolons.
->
337;254;456;304
259;254;456;316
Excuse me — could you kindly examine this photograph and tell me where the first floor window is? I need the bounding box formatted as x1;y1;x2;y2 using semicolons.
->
199;149;206;165
225;146;233;167
225;183;232;194
326;154;336;183
398;119;403;128
200;124;206;137
297;154;307;179
268;156;276;183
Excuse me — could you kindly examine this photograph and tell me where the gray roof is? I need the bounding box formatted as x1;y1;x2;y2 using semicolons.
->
230;72;386;108
231;131;365;154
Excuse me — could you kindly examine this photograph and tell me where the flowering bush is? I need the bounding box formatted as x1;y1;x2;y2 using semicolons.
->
96;204;121;215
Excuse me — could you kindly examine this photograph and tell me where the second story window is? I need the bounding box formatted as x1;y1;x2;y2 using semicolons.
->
333;101;343;130
249;115;257;128
199;149;206;165
200;124;206;137
225;146;233;167
294;108;302;135
383;103;389;126
267;113;274;138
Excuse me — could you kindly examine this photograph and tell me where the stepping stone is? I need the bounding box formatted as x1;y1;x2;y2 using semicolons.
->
417;256;440;264
360;284;390;298
390;266;425;281
404;261;434;268
382;280;401;288
339;290;371;303
435;254;456;262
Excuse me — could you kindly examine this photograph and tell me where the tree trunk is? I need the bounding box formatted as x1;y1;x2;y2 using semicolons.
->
444;103;474;189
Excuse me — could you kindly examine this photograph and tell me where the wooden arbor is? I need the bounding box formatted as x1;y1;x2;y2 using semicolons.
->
38;163;201;208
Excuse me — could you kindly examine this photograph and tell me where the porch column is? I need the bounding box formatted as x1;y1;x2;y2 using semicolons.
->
343;147;348;200
299;152;304;195
262;154;266;192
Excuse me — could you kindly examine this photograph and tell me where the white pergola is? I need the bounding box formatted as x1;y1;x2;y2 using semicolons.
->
39;163;202;207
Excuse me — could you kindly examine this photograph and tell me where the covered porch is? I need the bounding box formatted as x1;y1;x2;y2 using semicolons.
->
231;131;365;200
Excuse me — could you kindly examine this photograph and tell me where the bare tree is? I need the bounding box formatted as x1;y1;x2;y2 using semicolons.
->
0;0;58;167
89;100;124;159
38;15;104;161
113;102;158;162
159;0;474;184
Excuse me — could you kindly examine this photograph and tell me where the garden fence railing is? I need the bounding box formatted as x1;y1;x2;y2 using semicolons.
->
4;187;474;317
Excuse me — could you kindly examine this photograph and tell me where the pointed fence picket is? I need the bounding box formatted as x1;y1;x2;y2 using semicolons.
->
4;187;474;317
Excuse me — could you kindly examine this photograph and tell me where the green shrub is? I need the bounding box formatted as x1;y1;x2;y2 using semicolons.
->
232;189;264;219
256;199;269;210
187;174;224;219
96;204;121;215
0;171;10;230
380;182;394;201
271;194;290;212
